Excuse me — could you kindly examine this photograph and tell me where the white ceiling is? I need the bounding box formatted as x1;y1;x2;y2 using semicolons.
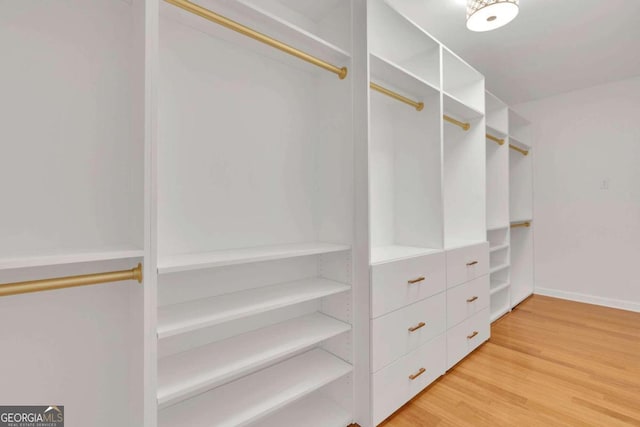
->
386;0;640;105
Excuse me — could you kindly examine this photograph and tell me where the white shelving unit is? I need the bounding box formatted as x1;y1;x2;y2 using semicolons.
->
443;49;486;248
509;110;535;308
368;0;443;264
3;1;516;426
485;92;534;322
367;2;489;425
154;1;362;426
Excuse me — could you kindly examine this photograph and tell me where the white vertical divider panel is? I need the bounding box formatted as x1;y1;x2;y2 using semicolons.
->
352;1;372;425
485;92;511;322
143;0;159;426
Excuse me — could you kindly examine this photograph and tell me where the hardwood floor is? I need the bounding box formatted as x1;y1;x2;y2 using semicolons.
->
380;295;640;426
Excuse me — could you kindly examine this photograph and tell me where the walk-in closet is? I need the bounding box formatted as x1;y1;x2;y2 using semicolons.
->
2;0;639;426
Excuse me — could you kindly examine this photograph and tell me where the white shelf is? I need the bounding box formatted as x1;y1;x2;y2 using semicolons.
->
254;393;351;427
490;304;510;322
509;136;531;151
490;243;509;253
443;91;484;122
487;224;509;232
159;349;352;427
157;277;350;338
490;279;510;295
0;247;144;271
486;124;508;139
160;0;350;74
490;263;510;274
369;53;440;97
444;238;487;251
158;313;351;408
370;245;442;265
158;242;350;274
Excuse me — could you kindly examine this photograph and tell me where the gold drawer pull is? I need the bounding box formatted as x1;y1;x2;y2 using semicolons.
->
409;367;426;380
467;331;479;339
408;322;426;332
466;296;478;303
466;261;478;266
407;276;425;284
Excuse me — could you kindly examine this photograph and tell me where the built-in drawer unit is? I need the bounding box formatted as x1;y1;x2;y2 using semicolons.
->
445;242;489;289
372;292;446;372
371;252;446;318
372;334;446;425
446;275;490;328
446;307;490;369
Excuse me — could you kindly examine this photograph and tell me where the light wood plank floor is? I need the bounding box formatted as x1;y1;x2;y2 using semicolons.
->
380;295;640;426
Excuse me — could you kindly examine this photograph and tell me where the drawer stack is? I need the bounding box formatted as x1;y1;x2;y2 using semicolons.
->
369;242;491;425
370;252;447;425
445;242;491;369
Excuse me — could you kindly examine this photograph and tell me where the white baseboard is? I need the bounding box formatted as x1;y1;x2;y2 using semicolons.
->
534;287;640;313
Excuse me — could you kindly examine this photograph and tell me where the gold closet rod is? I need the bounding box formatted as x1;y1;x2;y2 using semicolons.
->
486;133;505;145
0;263;143;297
165;0;348;79
370;82;424;111
443;115;470;131
511;221;531;228
509;144;529;156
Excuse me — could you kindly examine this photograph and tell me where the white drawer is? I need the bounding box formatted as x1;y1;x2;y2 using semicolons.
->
372;292;446;372
446;275;490;328
445;242;489;288
371;252;446;318
446;307;490;369
372;334;446;425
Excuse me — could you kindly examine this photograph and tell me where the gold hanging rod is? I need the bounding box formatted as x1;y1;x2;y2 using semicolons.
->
509;144;529;156
0;263;143;298
165;0;348;80
443;115;470;131
511;221;531;228
370;82;424;111
486;133;505;145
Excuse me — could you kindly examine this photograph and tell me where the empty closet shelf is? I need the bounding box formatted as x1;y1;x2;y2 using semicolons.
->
157;312;351;408
443;92;483;122
158;348;352;427
490;263;509;274
157;277;350;338
490;243;509;253
490;279;510;295
158;242;350;273
253;393;351;427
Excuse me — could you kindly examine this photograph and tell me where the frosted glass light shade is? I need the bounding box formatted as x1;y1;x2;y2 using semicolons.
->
466;0;519;32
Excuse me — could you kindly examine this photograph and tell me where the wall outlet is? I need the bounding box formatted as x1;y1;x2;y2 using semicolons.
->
600;178;609;190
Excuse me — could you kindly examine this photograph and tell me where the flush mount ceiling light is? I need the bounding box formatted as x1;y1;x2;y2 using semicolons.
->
466;0;519;32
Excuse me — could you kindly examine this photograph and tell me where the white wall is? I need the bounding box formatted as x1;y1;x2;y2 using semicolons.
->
514;76;640;312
